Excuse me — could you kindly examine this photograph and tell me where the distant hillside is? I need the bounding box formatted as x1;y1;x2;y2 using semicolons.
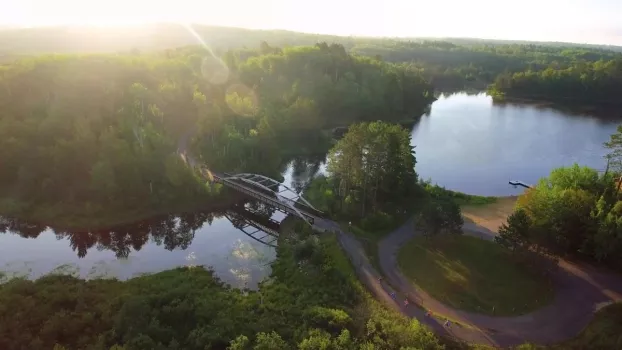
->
1;23;621;56
1;23;620;93
441;37;622;52
0;24;369;55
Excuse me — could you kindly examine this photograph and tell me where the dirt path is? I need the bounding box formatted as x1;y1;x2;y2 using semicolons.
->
313;218;482;343
461;196;518;234
377;219;622;347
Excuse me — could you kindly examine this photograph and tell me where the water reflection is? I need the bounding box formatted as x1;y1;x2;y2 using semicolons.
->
411;92;620;196
279;92;620;197
0;200;279;288
491;99;622;122
0;156;327;287
0;212;216;259
282;154;328;195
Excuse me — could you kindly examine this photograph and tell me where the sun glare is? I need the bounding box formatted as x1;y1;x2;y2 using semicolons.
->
0;0;621;44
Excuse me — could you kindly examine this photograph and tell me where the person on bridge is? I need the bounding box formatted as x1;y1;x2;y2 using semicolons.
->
403;299;409;307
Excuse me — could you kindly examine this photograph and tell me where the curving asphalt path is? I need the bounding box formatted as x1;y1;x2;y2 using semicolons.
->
179;136;622;347
316;217;622;348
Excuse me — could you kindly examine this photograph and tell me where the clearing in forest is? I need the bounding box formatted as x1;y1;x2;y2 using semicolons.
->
397;234;554;316
460;196;518;234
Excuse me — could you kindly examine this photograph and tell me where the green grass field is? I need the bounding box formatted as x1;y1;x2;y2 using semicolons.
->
397;235;554;316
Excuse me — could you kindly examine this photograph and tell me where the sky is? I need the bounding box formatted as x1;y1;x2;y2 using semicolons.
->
2;0;622;45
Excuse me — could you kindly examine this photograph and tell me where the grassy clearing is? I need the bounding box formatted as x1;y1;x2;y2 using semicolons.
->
323;233;468;349
397;235;554;316
461;196;518;234
322;233;447;349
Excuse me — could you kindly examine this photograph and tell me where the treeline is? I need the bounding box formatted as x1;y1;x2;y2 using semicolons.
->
305;122;421;231
0;44;433;227
0;222;445;350
495;126;622;270
497;164;622;270
489;58;622;105
0;24;364;56
305;121;462;235
3;24;622;93
352;41;622;90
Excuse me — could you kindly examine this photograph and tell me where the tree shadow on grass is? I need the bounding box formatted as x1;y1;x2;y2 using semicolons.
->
408;236;554;316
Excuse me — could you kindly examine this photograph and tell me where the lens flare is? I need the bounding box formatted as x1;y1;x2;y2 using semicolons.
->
181;23;230;85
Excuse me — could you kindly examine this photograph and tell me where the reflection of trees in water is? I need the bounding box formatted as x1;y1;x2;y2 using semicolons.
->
491;99;620;122
0;202;277;260
0;217;46;238
289;155;326;194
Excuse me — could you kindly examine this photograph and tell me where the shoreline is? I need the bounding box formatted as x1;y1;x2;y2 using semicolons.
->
0;191;247;232
490;95;622;118
0;182;518;232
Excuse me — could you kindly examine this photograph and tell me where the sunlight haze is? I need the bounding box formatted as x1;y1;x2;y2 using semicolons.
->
2;0;622;45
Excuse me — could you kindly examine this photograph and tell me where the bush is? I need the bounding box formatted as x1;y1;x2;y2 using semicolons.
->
360;211;394;231
0;223;445;350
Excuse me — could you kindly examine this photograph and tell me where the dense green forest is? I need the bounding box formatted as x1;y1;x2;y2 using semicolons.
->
0;43;433;228
497;163;622;270
488;58;622;105
351;41;622;90
3;24;622;94
4;24;618;57
304;121;463;236
0;222;446;350
491;125;622;271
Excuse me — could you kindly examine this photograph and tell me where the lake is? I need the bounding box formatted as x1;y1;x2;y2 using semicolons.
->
413;93;620;196
1;92;619;285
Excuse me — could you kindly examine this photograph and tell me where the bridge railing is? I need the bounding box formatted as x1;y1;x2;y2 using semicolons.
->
220;174;323;216
215;176;315;224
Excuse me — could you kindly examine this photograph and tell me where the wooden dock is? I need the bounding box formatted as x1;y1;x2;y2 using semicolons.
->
509;180;532;189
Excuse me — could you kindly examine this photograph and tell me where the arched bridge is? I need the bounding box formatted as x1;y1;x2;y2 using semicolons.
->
179;152;323;226
210;171;322;226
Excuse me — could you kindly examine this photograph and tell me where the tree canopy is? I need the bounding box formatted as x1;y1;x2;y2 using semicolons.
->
324;121;419;225
0;223;445;350
499;164;622;269
489;58;622;106
2;24;622;95
0;44;433;228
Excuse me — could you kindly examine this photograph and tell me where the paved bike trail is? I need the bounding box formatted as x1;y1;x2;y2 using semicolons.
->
317;218;622;348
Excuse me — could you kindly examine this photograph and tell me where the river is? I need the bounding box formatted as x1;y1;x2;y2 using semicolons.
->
1;92;619;286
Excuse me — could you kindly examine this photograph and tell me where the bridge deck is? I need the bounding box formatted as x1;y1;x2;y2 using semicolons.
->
211;172;321;224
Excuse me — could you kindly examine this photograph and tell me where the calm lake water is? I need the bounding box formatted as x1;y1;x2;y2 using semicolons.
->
1;92;619;284
0;160;323;288
0;212;279;288
413;93;619;196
